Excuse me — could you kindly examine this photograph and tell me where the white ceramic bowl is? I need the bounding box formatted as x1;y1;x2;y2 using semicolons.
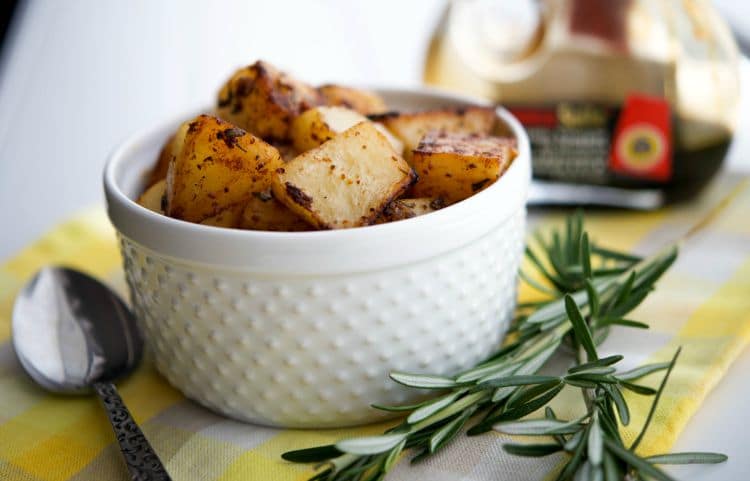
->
104;87;531;428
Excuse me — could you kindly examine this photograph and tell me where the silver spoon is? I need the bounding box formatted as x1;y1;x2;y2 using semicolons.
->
12;266;172;481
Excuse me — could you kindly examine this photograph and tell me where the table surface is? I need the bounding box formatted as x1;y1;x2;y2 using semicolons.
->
0;1;748;479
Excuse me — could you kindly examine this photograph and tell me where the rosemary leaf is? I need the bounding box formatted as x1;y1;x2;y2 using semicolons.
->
568;355;623;374
565;373;618;385
411;391;488;431
407;389;467;424
612;271;636;309
616;362;671;381
603;384;630;426
645;452;728;465
336;434;408;456
503;443;563;457
389;373;460;389
382;439;406;472
596;318;649;329
458;359;521;384
506;380;564;409
564;295;598;361
585;279;600;318
590;245;642;263
371;400;432;412
282;445;342;463
619;381;657;396
565;366;616;376
581;233;592;278
588;412;603;466
602;451;621;481
494;418;582;436
478;375;560;390
428;406;476;454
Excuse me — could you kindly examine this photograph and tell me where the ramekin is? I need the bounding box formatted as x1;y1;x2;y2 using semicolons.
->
103;87;531;428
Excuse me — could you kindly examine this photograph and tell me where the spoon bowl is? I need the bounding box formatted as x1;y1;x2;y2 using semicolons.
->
13;267;142;393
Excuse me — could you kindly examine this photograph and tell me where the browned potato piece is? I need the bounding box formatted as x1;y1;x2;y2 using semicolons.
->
137;179;167;214
200;203;245;228
216;61;320;141
239;192;310;231
272;122;415;229
411;131;517;203
290;106;403;154
371;106;497;161
146;122;190;187
166;114;282;223
318;84;387;115
375;198;445;223
290;106;366;152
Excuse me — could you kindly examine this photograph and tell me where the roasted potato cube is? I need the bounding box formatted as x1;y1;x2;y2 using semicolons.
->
411;131;517;203
146;121;190;187
216;60;320;141
318;84;387;115
376;197;445;223
239;192;310;231
137;179;167;214
166;114;282;223
199;203;245;228
272;122;415;229
371;106;497;161
290;106;367;152
290;106;402;154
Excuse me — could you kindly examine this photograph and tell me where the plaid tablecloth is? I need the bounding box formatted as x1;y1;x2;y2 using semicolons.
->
1;176;749;481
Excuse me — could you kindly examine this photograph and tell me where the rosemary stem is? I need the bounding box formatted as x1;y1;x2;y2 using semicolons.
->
576;347;596;414
282;212;727;481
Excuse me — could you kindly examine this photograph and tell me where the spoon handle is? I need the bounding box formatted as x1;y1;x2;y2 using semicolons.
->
94;382;173;481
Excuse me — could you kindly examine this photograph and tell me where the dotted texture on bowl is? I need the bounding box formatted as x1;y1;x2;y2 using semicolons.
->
120;210;525;428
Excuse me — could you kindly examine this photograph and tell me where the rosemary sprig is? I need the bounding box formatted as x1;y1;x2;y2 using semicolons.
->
283;212;727;481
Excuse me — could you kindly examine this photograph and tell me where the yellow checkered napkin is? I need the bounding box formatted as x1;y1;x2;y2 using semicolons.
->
1;176;749;481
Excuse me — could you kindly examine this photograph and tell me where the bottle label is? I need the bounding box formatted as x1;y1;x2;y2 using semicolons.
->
508;94;672;185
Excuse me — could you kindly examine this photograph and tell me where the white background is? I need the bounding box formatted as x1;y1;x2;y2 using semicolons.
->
0;1;748;480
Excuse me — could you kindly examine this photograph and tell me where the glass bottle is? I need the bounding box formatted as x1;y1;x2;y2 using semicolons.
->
424;0;740;205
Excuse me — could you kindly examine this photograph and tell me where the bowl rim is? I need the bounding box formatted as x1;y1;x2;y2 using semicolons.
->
104;86;531;274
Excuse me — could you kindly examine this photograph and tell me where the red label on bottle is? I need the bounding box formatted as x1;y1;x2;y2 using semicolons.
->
508;108;558;128
609;94;672;182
